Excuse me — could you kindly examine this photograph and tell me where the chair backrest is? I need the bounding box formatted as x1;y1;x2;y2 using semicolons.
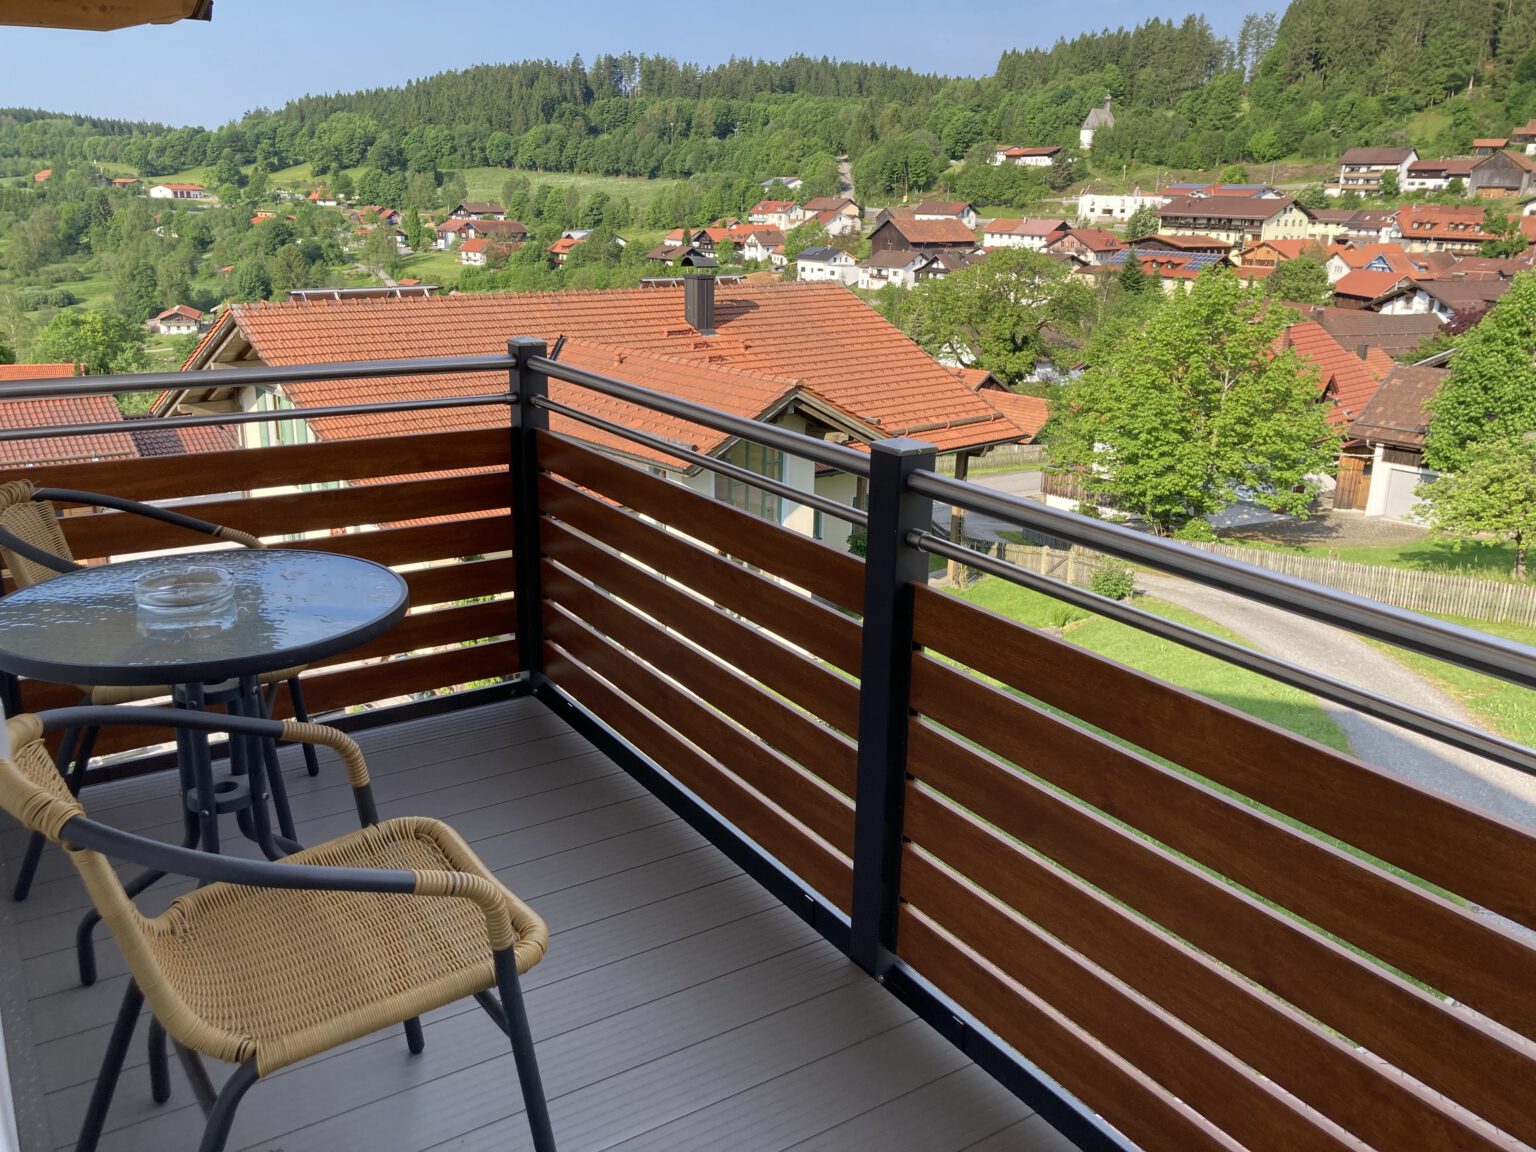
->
0;481;71;589
0;712;83;842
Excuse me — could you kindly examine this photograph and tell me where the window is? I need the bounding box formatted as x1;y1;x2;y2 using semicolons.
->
715;440;783;524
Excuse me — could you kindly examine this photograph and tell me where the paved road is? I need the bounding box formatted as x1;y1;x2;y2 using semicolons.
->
1136;568;1536;829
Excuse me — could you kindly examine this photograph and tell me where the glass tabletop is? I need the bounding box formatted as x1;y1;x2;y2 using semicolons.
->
0;550;409;686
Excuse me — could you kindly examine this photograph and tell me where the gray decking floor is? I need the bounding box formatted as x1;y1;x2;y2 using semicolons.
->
0;696;1072;1152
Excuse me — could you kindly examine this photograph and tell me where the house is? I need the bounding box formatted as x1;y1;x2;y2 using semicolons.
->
1312;209;1401;245
147;183;209;200
981;218;1070;250
759;175;802;192
1322;242;1446;283
1469;150;1536;201
748;200;803;230
1327;147;1417;197
914;251;983;282
913;200;978;229
0;364;139;466
147;304;205;335
1098;248;1230;293
1156;196;1317;254
1238;239;1323;268
1043;228;1125;265
1371;273;1514;324
1403;157;1478;193
32;168;51;182
801;196;862;237
357;205;401;227
989;145;1062;168
646;243;715;268
795;246;860;285
159;282;1031;550
1076;187;1170;224
1299;307;1443;360
1278;320;1392;432
1331;270;1411;309
857;249;931;290
736;229;786;266
1079;95;1114;150
1128;233;1231;256
1164;182;1285;200
1348;364;1449;519
868;216;977;255
108;176;139;189
1473;138;1510;156
458;237;494;266
462;218;529;242
1514;119;1536;155
1394;204;1495;254
449;202;506;220
307;187;337;207
434;218;471;249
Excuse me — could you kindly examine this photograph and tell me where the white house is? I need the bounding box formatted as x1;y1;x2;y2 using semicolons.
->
1076;187;1169;224
749;200;803;229
435;219;471;249
801;196;862;237
147;305;204;335
857;249;929;290
989;145;1062;168
458;238;492;266
148;183;209;201
738;231;786;266
1327;147;1418;197
982;218;1070;250
913;200;978;230
795;246;859;285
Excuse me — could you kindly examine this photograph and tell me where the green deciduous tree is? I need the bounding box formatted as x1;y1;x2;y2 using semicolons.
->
1266;255;1332;306
1425;272;1536;472
32;309;147;374
1124;203;1160;239
1415;436;1536;580
231;259;272;302
901;248;1095;384
1046;269;1339;534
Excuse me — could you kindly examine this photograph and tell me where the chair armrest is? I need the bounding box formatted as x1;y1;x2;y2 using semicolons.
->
34;487;265;550
0;524;79;575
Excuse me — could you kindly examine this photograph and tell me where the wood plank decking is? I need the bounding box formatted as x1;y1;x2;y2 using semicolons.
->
0;697;1071;1152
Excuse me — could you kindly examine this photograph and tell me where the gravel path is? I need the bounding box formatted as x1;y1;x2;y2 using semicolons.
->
1136;569;1536;830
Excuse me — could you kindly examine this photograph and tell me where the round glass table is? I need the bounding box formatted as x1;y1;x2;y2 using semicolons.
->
0;549;409;856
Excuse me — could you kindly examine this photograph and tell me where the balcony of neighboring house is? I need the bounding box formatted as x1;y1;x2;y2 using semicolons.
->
2;349;1536;1152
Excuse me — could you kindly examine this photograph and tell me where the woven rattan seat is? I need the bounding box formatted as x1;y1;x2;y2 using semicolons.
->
122;817;545;1075
0;707;558;1152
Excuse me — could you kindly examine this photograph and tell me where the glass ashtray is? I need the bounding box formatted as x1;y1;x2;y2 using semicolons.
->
134;565;235;618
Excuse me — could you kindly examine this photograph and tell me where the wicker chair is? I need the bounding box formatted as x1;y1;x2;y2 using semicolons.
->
0;480;322;909
0;706;557;1152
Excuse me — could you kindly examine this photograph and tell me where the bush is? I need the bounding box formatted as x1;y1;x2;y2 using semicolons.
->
19;288;78;310
38;264;86;283
846;529;868;558
1090;562;1136;602
1173;518;1217;542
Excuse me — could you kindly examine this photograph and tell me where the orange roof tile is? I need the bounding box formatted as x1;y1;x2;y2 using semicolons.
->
1333;269;1410;300
184;284;1024;454
1278;321;1387;427
978;391;1049;440
0;385;138;467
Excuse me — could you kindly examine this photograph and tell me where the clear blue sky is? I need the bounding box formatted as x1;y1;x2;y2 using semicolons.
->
0;1;1249;128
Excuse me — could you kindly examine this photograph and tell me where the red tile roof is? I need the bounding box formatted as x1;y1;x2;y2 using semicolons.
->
179;284;1024;453
874;217;978;246
157;183;205;191
459;238;492;254
0;380;138;467
1474;138;1510;148
1332;269;1411;301
984;218;1069;237
978;390;1049;440
1278;321;1389;427
914;201;973;217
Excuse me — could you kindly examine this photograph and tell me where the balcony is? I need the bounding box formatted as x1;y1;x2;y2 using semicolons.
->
2;346;1536;1152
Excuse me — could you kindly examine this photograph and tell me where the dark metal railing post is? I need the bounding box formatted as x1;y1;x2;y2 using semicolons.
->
851;437;936;977
510;337;549;689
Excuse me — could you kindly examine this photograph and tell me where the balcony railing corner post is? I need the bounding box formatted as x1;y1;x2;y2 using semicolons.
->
851;437;936;977
509;337;550;688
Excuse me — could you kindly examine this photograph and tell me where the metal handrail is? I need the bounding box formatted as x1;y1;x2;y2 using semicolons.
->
911;470;1536;690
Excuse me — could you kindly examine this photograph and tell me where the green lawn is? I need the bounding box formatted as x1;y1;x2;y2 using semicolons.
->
952;578;1352;752
1376;615;1536;748
458;168;684;216
394;249;463;284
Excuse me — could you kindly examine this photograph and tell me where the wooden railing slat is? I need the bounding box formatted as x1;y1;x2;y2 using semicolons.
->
903;789;1508;1152
912;583;1536;931
538;431;865;612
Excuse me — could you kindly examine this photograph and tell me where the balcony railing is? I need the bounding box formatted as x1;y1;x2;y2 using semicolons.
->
4;345;1536;1152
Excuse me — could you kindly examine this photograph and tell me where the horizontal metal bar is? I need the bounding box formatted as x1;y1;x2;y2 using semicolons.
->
910;472;1536;690
913;531;1536;777
532;354;873;477
0;394;511;443
537;401;870;528
0;352;517;399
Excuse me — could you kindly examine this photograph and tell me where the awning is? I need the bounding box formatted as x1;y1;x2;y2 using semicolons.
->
2;0;211;31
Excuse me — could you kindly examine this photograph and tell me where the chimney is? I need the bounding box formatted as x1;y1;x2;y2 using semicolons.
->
684;273;716;334
1356;343;1370;360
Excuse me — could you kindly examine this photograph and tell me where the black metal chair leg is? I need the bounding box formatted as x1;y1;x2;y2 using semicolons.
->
493;950;557;1152
404;1016;425;1054
286;676;321;777
75;982;144;1152
197;1060;259;1152
148;1017;171;1104
11;724;82;901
